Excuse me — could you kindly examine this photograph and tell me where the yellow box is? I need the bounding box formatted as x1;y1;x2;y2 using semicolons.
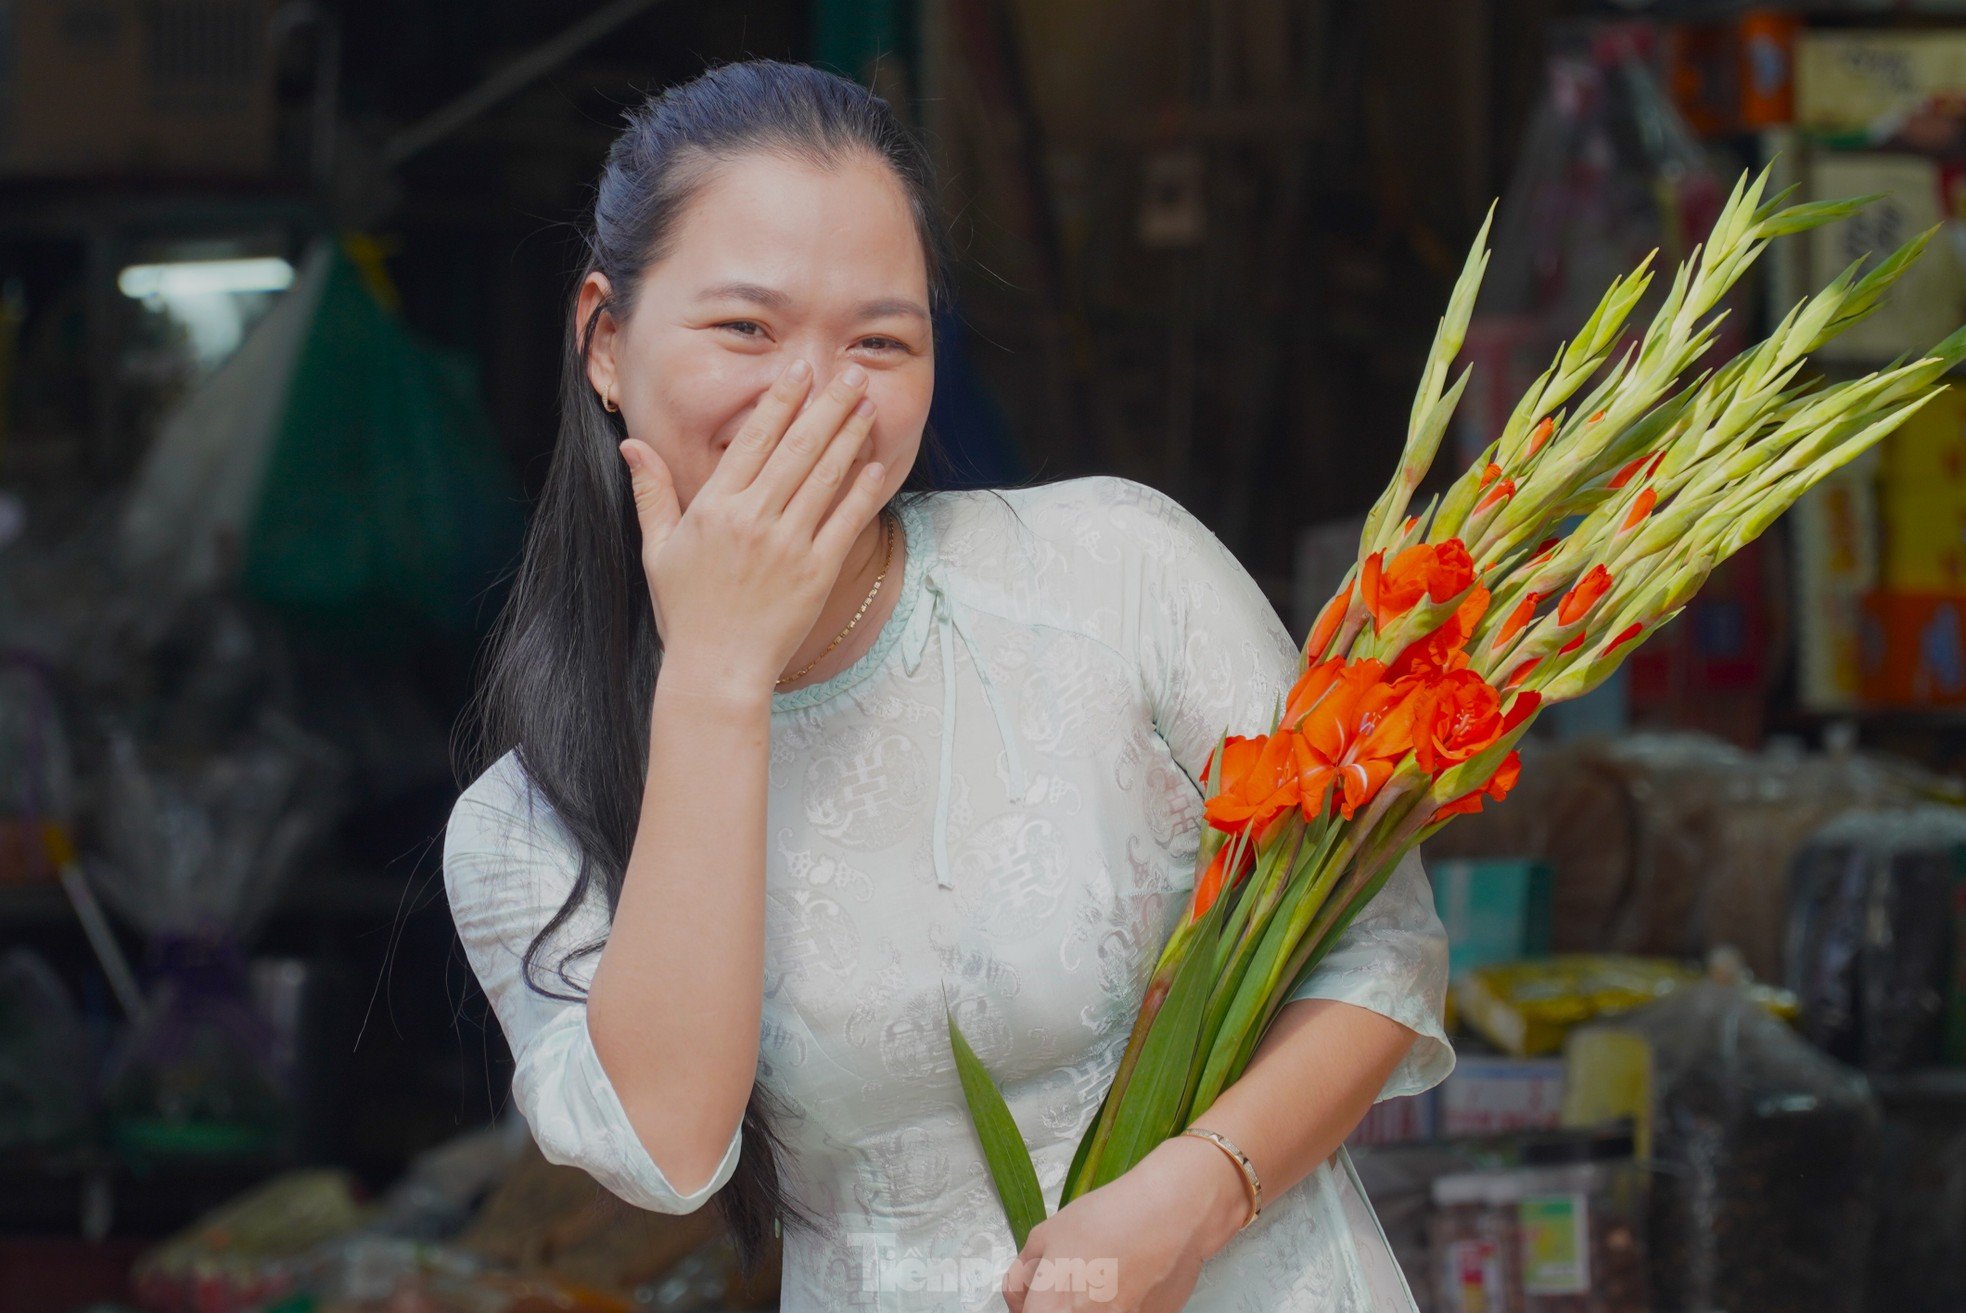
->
1879;382;1966;493
1881;483;1966;591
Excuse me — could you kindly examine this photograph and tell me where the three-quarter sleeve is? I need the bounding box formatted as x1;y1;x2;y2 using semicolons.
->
442;752;743;1212
1280;847;1455;1100
1119;476;1454;1103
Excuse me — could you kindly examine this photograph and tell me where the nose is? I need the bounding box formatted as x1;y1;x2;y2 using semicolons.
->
795;358;838;413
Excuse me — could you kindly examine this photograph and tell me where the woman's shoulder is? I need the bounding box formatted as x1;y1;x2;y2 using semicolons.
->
921;474;1208;570
445;748;563;860
995;473;1189;528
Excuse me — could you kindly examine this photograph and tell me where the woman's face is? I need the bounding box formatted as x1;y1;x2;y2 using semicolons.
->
581;149;934;517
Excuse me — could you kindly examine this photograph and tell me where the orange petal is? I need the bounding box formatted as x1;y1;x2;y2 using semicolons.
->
1431;748;1523;823
1605;622;1644;655
1502;690;1541;734
1484;750;1523;802
1620;487;1657;533
1285;657;1346;729
1497;592;1542;647
1556;565;1613;626
1307;582;1352;659
1359;550;1386;624
1336;757;1397;819
1429;541;1478;602
1607;455;1649;490
1475;476;1517;515
1525;416;1556;458
1187;841;1255;923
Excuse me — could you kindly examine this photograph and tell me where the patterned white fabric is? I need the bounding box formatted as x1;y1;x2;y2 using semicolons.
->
444;475;1455;1311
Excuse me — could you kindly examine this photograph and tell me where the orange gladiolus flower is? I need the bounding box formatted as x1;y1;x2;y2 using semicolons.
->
1605;622;1644;655
1556;565;1613;626
1361;540;1477;630
1495;592;1543;648
1284;657;1347;730
1390;586;1490;683
1620;487;1657;533
1431;749;1523;823
1608;454;1649;490
1525;417;1556;457
1506;657;1541;687
1479;462;1504;488
1529;537;1561;563
1475;475;1517;514
1202;732;1302;838
1188;838;1258;922
1307;582;1353;658
1293;661;1422;820
1410;677;1538;776
1411;670;1504;774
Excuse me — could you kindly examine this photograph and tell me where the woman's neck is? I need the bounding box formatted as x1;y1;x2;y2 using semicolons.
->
775;506;904;693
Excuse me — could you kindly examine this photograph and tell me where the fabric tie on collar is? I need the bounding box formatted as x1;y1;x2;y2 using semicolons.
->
898;565;1027;888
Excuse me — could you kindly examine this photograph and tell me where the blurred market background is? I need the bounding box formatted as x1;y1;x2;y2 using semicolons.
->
5;0;1966;1310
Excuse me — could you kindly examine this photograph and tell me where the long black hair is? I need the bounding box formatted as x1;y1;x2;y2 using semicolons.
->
460;58;958;1272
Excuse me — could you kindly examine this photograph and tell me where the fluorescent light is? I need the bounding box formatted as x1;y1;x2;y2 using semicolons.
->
118;257;295;300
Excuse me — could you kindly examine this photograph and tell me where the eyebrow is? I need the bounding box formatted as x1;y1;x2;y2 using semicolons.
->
694;280;931;323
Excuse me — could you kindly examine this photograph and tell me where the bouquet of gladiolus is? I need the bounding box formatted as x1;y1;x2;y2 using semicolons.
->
946;164;1966;1248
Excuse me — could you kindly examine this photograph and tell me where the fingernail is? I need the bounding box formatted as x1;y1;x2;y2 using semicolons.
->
854;397;875;417
788;360;810;380
842;365;867;387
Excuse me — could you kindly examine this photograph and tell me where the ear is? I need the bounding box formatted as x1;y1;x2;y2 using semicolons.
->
576;271;619;405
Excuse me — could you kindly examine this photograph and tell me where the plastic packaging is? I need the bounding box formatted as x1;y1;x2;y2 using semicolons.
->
1603;974;1880;1313
85;598;347;1164
1867;1071;1966;1312
1786;805;1966;1073
1453;954;1797;1058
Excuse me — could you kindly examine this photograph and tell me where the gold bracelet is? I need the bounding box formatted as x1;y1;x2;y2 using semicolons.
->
1180;1126;1262;1232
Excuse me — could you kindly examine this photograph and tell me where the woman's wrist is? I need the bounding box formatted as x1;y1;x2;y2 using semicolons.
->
656;647;777;709
1142;1133;1255;1261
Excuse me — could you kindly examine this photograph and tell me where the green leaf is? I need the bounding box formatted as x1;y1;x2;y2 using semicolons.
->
1753;193;1882;239
1079;896;1227;1192
947;1006;1048;1249
1061;1081;1108;1206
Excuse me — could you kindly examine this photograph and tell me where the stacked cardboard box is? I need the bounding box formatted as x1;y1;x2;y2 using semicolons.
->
0;0;277;178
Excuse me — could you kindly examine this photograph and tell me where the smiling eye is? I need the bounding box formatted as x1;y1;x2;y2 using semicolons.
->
859;336;907;352
717;321;766;338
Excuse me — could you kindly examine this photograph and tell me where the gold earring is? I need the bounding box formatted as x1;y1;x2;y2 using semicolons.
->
602;392;619;413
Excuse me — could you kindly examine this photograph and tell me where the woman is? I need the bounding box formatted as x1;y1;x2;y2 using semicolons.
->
444;58;1453;1312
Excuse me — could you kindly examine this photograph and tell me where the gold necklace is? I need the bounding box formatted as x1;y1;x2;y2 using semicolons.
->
777;509;896;688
